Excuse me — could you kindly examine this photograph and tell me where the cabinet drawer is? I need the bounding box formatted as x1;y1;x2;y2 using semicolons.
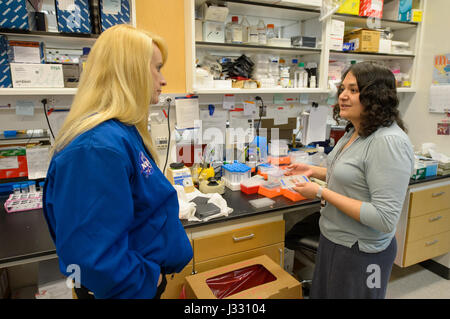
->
409;185;450;217
195;243;284;274
193;220;285;263
406;208;450;242
403;231;450;267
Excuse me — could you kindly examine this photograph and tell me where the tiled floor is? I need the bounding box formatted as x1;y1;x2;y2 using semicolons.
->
386;264;450;299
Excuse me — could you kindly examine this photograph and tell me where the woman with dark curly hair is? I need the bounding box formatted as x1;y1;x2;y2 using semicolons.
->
286;62;414;298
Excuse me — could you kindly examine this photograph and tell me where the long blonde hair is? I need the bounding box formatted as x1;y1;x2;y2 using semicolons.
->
51;24;167;165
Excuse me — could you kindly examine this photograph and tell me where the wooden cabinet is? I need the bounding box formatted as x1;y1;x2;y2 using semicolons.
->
395;179;450;267
193;220;285;263
162;217;286;298
135;0;189;93
161;261;194;299
409;184;450;217
195;242;284;273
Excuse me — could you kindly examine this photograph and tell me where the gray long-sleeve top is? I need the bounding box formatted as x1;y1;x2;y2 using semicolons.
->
320;122;414;253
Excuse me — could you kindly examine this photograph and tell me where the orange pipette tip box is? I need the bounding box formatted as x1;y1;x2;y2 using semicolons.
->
282;188;306;202
258;184;282;198
268;156;291;165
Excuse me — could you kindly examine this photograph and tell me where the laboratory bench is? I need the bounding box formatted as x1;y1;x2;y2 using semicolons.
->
0;175;449;298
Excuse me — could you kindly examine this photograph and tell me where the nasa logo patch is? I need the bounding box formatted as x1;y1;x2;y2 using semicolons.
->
139;151;154;177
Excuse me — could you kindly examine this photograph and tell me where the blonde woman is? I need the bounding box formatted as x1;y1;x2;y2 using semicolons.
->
43;25;193;299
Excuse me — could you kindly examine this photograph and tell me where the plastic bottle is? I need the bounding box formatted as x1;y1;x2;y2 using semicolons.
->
225;20;232;43
248;24;258;44
279;58;290;88
311;145;327;167
39;181;45;194
290;59;298;87
307;62;318;88
231;16;242;43
295;62;308;88
266;24;276;40
241;16;250;44
257;19;267;45
13;184;21;195
78;47;90;74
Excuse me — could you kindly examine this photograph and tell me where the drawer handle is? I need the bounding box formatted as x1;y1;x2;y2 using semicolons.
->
431;191;445;197
233;233;255;242
429;215;443;222
425;240;438;246
279;248;283;267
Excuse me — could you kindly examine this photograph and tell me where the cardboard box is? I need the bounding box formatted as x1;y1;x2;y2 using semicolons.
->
0;0;35;30
383;0;420;22
378;38;392;53
185;255;302;299
344;28;380;52
10;63;64;88
203;21;225;43
0;147;28;180
55;0;92;33
0;63;13;88
330;19;345;51
7;41;42;64
337;0;360;15
260;118;296;143
99;0;131;32
359;0;384;18
201;3;229;22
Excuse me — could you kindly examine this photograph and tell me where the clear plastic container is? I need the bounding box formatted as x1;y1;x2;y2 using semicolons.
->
266;24;276;40
13;184;21;195
240;176;264;195
267;169;284;184
310;146;327;167
257;19;267;45
248;24;258;44
270;140;289;157
278;59;290;88
289;150;309;164
258;182;282;198
249;197;275;209
241;16;250;43
231;16;242;44
294;62;308;88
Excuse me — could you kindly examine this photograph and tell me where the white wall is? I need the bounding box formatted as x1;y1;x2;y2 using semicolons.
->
400;0;450;155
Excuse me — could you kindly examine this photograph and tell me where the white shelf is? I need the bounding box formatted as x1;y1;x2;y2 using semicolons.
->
397;87;416;93
196;42;321;56
0;88;77;96
194;88;329;94
330;50;415;60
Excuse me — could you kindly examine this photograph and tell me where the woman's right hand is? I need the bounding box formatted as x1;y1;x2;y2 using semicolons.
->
285;163;314;178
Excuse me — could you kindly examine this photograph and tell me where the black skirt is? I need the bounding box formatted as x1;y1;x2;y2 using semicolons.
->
310;233;397;299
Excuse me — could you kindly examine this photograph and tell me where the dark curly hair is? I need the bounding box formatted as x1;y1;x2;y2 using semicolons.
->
333;62;406;137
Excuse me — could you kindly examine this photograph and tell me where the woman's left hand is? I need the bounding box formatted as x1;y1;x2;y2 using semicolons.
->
292;179;320;200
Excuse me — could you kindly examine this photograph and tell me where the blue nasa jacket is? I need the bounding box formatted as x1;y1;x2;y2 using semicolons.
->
43;119;193;299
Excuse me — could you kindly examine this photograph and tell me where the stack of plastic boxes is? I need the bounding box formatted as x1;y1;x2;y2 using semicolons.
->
268;140;290;166
257;163;275;180
0;36;12;88
240;176;264;195
289;150;309;164
222;162;251;191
